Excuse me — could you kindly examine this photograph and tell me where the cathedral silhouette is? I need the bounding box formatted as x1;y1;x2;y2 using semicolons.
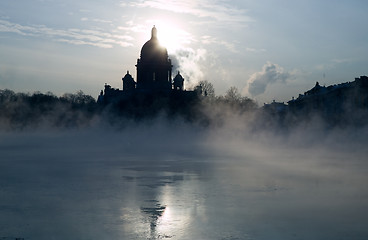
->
98;26;192;104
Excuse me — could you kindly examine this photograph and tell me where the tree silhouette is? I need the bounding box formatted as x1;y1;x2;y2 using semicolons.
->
224;86;241;102
196;80;215;98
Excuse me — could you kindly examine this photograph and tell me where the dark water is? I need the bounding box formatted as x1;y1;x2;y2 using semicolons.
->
1;127;368;240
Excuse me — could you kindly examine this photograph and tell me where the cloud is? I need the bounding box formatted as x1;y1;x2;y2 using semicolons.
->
0;20;36;36
245;47;266;53
316;58;354;71
57;39;114;49
200;35;236;52
0;19;133;49
247;62;290;96
331;58;352;64
128;0;253;24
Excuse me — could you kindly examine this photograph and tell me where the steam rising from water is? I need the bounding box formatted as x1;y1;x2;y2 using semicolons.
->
170;48;207;88
1;118;368;239
247;61;291;96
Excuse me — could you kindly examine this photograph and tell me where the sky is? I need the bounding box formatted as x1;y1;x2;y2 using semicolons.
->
0;0;367;103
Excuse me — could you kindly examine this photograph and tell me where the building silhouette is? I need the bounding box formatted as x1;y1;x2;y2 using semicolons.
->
261;76;368;127
136;26;172;90
122;71;135;91
287;76;368;115
98;26;196;105
173;71;184;91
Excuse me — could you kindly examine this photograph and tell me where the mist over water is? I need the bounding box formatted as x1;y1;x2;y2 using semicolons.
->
1;117;368;240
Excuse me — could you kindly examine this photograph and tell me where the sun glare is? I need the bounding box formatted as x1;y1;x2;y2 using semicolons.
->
150;20;190;53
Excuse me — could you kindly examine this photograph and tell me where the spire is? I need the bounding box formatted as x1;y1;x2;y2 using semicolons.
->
151;25;157;39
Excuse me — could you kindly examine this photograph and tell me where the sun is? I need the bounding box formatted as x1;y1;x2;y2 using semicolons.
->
150;20;190;53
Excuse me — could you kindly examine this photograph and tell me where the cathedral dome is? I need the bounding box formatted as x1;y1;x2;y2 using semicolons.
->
140;26;168;63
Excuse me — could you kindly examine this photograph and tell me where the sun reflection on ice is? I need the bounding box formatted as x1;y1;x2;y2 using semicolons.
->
160;206;171;222
155;183;199;239
118;170;205;239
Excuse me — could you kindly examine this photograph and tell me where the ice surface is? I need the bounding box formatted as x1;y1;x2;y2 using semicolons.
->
1;126;368;240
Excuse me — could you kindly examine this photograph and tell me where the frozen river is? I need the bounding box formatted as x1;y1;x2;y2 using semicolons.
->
1;126;368;240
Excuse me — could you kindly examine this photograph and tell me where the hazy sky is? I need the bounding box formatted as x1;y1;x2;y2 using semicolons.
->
1;0;367;103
